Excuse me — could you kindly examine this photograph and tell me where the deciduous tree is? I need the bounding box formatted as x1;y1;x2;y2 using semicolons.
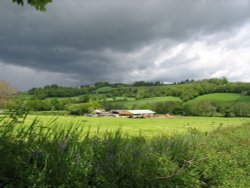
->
0;80;17;108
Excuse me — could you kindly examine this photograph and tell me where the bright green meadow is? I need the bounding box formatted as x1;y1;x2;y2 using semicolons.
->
23;115;250;137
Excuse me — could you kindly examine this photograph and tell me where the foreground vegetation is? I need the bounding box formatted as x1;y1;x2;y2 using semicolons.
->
0;112;250;187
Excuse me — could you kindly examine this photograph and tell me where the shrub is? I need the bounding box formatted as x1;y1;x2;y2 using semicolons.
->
68;101;101;115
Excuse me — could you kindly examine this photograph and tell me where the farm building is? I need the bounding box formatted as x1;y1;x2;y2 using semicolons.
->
110;109;155;118
98;112;115;117
127;110;155;118
95;109;155;118
95;109;115;117
110;110;132;117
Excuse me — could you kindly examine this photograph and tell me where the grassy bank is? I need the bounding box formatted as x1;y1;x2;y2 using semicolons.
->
0;114;250;187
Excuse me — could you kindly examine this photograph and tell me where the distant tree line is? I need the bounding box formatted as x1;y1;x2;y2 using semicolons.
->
28;78;250;100
28;84;89;99
17;78;250;117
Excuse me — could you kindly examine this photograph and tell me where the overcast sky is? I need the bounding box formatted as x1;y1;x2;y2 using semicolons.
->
1;0;250;90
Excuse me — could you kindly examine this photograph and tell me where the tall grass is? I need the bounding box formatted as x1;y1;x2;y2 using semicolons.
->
0;112;249;187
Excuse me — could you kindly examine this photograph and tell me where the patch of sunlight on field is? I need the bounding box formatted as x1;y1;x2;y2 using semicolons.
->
23;115;250;137
115;96;181;108
187;93;250;105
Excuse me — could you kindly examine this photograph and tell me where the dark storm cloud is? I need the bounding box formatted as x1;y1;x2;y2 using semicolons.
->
1;0;250;89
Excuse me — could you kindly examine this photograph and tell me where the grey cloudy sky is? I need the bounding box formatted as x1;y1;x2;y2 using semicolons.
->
1;0;250;90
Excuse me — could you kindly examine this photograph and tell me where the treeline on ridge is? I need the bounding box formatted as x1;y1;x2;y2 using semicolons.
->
28;78;250;101
7;78;250;117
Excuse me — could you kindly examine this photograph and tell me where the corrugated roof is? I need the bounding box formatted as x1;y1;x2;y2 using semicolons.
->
111;110;132;115
127;110;155;114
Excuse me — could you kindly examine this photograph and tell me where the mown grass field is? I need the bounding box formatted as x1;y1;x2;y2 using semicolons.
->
23;115;250;137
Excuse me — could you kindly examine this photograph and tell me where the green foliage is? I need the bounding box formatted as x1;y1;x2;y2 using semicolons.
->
94;87;114;94
68;101;101;115
0;112;249;187
116;96;181;109
187;93;250;104
186;93;250;117
28;85;89;99
184;101;217;116
233;102;250;117
152;101;183;114
102;100;125;111
24;99;64;111
77;95;90;103
13;78;250;117
12;0;52;11
132;81;162;86
26;78;250;102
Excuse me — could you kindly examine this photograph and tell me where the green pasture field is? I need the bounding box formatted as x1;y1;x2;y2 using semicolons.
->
115;96;181;108
44;94;130;102
187;93;250;105
103;97;135;102
22;115;250;137
45;95;85;101
93;86;114;93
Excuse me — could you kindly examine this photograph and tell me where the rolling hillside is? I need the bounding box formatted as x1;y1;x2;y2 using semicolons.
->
114;96;181;108
186;93;250;106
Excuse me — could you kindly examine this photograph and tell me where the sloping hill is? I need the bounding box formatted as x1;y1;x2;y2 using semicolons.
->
187;93;250;106
116;96;181;109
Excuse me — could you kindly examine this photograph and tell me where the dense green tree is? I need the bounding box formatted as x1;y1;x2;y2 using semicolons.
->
28;85;88;99
101;100;125;111
184;101;217;116
77;95;90;103
233;102;250;117
0;81;17;108
48;99;64;111
152;101;183;114
68;101;100;115
135;90;146;100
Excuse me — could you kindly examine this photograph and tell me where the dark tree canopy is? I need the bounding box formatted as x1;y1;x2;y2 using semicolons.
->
12;0;52;11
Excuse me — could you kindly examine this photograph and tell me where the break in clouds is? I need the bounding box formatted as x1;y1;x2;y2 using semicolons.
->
1;0;250;90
